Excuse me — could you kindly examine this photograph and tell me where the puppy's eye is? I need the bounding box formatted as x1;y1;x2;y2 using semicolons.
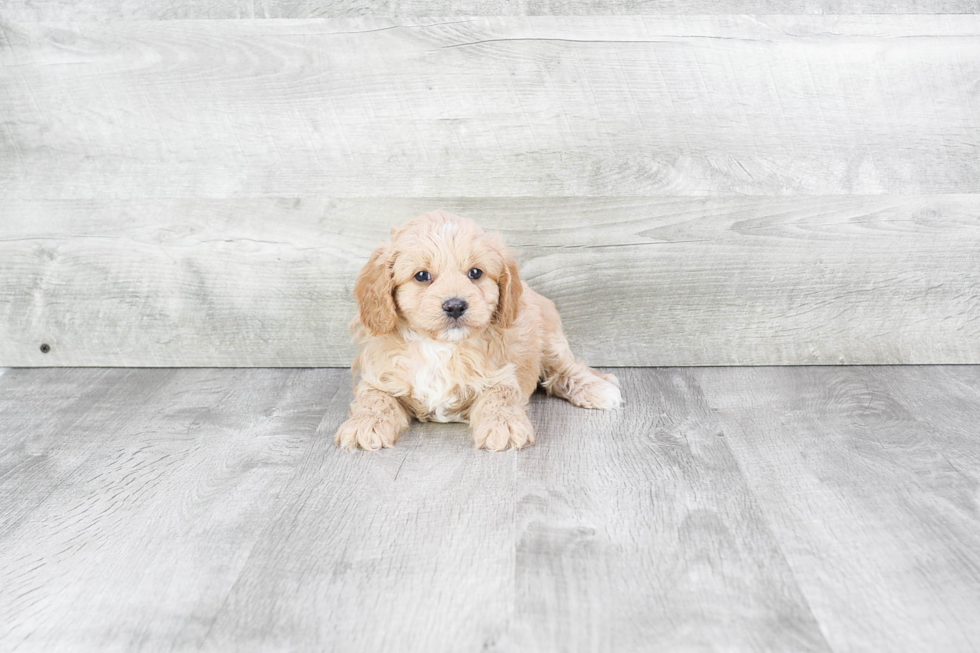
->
468;268;483;280
414;271;432;282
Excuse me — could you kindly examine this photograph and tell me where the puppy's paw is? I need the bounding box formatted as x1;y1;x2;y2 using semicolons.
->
570;376;624;411
472;410;535;451
334;416;399;451
597;371;621;388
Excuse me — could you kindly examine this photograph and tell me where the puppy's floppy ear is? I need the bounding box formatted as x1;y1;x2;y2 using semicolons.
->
494;252;523;329
354;244;398;335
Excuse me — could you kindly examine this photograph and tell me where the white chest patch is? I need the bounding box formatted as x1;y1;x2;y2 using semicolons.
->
405;333;463;422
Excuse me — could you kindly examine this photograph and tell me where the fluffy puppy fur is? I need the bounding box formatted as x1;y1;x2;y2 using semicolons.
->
335;210;623;452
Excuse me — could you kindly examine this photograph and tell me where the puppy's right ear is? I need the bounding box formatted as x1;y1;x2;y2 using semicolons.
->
354;244;397;335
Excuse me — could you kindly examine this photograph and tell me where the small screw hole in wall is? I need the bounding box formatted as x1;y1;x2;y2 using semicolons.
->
40;343;51;354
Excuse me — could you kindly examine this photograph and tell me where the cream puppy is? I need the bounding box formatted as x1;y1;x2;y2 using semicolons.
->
335;210;622;451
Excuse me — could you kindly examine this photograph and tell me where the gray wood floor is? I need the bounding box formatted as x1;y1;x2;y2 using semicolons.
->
1;366;978;652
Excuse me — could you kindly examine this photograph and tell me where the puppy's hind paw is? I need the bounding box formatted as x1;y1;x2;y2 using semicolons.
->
601;378;624;409
570;376;624;411
334;416;399;451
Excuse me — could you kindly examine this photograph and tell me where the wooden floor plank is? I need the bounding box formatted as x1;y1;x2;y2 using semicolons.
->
196;394;519;652
865;366;980;474
1;367;978;651
512;368;830;652
0;368;177;541
0;368;340;651
697;366;980;652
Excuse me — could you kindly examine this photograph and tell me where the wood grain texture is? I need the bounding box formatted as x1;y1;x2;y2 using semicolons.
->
3;0;978;20
0;369;173;540
513;368;829;651
3;14;979;366
0;367;339;651
697;366;980;652
2;196;978;367
197;401;519;651
870;366;980;472
3;367;980;651
2;16;979;198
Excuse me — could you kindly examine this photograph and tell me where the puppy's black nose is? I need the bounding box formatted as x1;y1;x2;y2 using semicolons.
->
442;297;468;319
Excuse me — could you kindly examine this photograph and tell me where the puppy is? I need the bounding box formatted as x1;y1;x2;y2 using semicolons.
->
335;210;622;451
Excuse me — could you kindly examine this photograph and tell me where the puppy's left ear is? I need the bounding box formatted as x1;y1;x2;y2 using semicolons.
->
355;243;398;335
494;252;523;329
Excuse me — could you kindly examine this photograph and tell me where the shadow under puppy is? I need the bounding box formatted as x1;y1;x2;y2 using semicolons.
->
335;210;623;451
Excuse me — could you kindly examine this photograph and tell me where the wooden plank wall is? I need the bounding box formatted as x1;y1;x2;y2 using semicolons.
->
1;5;978;366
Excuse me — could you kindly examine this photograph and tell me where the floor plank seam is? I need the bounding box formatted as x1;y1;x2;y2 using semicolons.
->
697;382;839;653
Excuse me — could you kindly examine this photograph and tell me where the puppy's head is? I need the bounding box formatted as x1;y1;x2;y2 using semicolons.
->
355;210;522;342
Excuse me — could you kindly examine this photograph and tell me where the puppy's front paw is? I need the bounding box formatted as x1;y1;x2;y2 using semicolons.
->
334;416;398;451
473;410;535;451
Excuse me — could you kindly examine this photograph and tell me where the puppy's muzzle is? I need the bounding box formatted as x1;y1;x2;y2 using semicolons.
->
442;297;468;320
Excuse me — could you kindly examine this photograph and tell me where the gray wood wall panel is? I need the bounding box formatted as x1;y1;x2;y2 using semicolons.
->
2;17;979;198
3;1;979;20
2;13;979;366
2;196;979;367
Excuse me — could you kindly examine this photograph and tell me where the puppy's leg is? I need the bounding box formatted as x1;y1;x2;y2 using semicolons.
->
469;385;534;451
334;383;410;451
540;313;623;411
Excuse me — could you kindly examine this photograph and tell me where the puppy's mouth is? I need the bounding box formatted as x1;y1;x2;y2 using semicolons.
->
440;320;470;342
